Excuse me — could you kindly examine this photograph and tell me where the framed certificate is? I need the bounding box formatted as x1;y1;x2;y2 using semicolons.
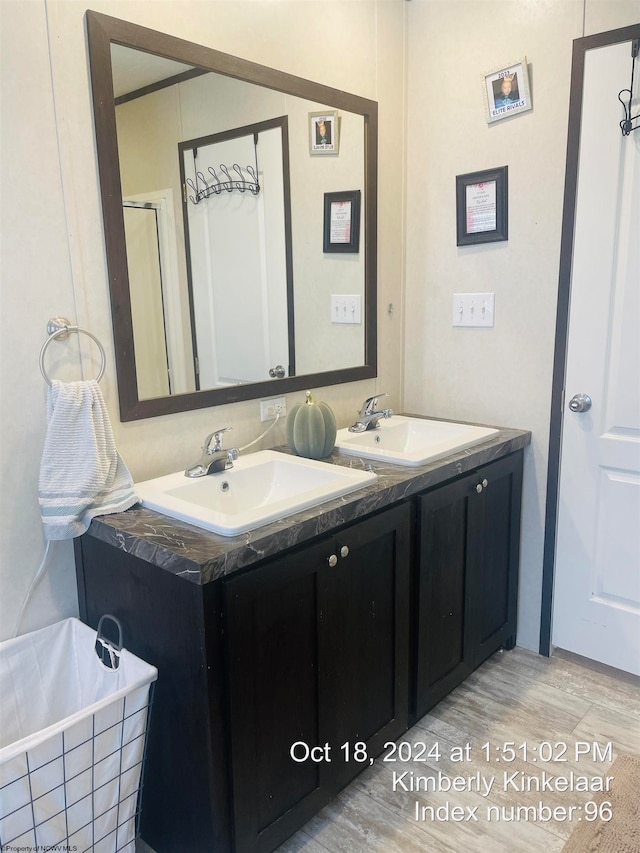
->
456;166;508;246
323;190;361;253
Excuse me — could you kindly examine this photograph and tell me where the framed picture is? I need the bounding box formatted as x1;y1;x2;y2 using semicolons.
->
456;166;508;246
483;58;532;124
309;110;339;154
323;190;361;253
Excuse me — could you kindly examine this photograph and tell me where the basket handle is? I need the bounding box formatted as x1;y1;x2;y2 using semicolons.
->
95;613;124;670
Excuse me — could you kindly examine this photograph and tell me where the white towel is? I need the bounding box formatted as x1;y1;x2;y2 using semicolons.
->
38;380;138;540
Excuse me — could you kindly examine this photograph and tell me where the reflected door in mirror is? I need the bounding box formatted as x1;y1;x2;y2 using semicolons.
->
181;120;294;388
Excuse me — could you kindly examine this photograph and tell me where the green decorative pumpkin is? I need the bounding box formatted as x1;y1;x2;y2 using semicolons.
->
287;391;337;460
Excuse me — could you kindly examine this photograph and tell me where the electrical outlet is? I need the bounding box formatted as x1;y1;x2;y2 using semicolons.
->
452;293;495;327
260;396;287;422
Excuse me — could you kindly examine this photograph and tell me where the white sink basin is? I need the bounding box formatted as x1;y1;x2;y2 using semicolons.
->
134;450;376;536
334;416;499;466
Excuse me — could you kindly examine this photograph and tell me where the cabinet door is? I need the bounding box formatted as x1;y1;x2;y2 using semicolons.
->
414;476;474;718
322;503;411;789
414;450;524;719
225;535;332;853
467;451;523;668
225;502;411;852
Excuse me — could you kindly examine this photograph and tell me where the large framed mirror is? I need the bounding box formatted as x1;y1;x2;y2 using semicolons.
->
86;11;378;421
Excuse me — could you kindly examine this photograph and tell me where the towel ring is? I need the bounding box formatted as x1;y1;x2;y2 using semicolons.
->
39;316;106;386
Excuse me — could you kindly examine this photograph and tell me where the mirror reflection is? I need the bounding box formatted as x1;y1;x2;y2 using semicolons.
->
180;117;293;395
87;12;377;419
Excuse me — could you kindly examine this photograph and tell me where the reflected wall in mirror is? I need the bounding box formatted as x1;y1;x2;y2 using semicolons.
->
86;11;378;420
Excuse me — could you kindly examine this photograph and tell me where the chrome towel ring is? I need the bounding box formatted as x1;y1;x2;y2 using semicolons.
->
39;316;106;386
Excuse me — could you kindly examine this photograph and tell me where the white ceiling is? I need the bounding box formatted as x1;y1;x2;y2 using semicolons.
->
111;44;196;98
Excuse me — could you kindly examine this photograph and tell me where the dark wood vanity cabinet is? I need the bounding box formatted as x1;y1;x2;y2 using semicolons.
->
74;535;230;853
225;502;411;853
75;501;411;853
413;451;523;720
74;444;525;852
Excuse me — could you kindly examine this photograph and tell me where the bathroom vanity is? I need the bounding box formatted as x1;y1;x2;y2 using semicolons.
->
74;421;529;853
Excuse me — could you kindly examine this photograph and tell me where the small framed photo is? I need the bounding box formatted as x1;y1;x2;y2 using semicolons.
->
309;110;339;154
456;166;508;246
323;190;361;253
483;58;532;124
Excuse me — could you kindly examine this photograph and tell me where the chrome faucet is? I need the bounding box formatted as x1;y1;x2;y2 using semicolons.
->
185;428;239;478
348;394;393;432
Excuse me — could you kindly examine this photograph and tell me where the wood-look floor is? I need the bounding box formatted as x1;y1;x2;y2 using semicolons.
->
137;647;639;852
277;647;640;853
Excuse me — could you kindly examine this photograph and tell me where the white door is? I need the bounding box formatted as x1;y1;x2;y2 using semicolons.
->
552;40;640;675
183;128;289;388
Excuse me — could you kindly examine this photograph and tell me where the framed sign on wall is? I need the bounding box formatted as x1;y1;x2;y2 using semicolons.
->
456;166;508;246
483;59;532;124
323;190;361;253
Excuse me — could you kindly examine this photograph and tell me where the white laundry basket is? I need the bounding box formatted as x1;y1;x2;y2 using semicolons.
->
0;616;157;852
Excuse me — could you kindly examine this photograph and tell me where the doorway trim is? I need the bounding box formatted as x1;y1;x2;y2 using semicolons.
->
540;23;640;656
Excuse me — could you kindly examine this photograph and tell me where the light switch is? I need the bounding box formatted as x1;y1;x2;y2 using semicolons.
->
331;294;362;324
452;293;495;327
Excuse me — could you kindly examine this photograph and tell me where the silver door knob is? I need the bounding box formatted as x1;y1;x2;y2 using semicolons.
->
339;545;349;558
569;393;592;413
269;365;285;378
327;554;338;567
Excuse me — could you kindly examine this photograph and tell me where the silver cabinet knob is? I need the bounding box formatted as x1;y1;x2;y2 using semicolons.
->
269;364;286;378
568;393;592;413
327;554;338;567
339;545;349;559
475;479;488;494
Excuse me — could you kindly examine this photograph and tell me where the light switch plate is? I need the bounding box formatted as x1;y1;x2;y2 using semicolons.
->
452;293;495;327
331;294;362;324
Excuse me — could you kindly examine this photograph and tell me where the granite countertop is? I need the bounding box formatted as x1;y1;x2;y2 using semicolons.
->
86;418;531;585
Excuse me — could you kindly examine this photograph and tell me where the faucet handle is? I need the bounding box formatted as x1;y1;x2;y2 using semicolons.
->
204;427;232;453
361;392;388;415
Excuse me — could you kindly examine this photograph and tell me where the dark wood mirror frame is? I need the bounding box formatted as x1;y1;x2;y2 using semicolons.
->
86;10;378;421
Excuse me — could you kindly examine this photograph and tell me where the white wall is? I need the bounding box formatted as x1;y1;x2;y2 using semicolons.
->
0;0;406;640
2;0;638;648
403;0;640;650
0;0;81;640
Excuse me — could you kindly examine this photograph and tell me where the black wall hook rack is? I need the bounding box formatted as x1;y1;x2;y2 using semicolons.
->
186;131;261;203
618;38;639;136
186;163;260;203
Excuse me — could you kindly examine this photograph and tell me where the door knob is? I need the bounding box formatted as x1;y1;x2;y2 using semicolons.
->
568;393;592;413
339;545;349;558
269;365;285;378
327;554;338;567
